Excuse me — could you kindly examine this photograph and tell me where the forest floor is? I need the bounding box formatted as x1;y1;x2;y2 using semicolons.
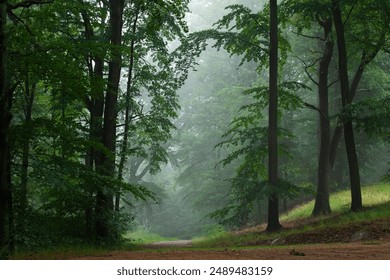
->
74;239;390;260
74;218;390;260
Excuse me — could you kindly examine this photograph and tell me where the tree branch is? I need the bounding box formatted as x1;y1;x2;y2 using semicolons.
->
7;0;53;10
304;102;327;119
343;0;358;27
327;77;339;88
295;55;320;86
291;30;324;41
7;10;34;35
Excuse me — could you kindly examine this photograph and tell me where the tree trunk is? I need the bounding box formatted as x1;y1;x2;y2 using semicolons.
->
332;0;363;212
95;0;125;239
266;0;281;232
116;8;139;212
329;51;378;171
80;3;106;239
19;77;35;234
0;1;11;255
312;19;333;216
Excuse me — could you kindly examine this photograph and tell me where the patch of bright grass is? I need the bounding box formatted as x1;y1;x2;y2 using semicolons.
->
123;228;177;244
281;183;390;222
192;226;231;247
195;183;390;249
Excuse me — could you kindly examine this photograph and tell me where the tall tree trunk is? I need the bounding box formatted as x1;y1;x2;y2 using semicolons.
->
266;0;281;232
0;1;11;255
329;125;342;169
19;77;35;233
329;51;379;171
80;3;106;239
116;8;139;212
85;56;105;239
332;0;363;212
95;0;125;239
312;19;333;216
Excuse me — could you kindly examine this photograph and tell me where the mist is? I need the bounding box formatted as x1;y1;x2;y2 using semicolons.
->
125;0;390;239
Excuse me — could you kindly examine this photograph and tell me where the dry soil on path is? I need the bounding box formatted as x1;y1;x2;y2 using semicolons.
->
75;238;390;260
75;218;390;260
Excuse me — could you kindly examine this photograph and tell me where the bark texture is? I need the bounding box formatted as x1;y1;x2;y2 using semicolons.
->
95;0;125;239
312;19;334;216
0;1;10;254
266;0;281;232
332;0;363;212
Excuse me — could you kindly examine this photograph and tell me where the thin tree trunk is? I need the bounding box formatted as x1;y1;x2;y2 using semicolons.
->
332;0;363;212
0;1;10;255
329;125;342;169
7;153;14;255
116;8;139;212
312;19;333;216
266;0;281;232
19;77;35;232
329;51;379;171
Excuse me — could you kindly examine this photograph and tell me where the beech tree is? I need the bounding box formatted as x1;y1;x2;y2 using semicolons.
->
331;0;389;212
266;0;282;232
281;0;335;216
282;0;389;215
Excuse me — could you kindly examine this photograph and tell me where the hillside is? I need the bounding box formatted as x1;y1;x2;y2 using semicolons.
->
14;184;390;259
193;183;390;248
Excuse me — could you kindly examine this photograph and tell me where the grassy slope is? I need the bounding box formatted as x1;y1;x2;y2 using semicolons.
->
193;183;390;248
282;183;390;221
12;183;390;258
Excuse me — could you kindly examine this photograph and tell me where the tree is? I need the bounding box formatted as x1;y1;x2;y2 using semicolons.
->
331;0;389;212
313;19;334;216
266;0;282;231
0;0;53;257
0;1;11;256
282;0;389;215
0;0;192;252
331;0;362;212
179;2;304;229
93;0;125;240
282;0;336;215
76;0;190;240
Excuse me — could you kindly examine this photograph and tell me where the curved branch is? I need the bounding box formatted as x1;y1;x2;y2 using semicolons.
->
7;0;53;10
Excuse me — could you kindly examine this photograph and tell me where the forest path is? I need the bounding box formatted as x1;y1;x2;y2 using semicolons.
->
143;240;193;249
74;238;390;259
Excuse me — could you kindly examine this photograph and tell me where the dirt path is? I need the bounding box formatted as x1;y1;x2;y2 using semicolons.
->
72;218;390;260
143;240;193;249
75;238;390;260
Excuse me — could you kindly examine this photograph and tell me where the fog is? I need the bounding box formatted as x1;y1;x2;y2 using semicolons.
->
125;0;390;239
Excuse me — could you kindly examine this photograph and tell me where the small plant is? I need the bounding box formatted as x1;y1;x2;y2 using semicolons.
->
289;248;306;256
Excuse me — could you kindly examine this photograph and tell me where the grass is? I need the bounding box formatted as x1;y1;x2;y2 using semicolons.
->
123;228;177;244
192;226;234;247
12;183;390;258
12;228;173;259
193;183;390;248
282;183;390;221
